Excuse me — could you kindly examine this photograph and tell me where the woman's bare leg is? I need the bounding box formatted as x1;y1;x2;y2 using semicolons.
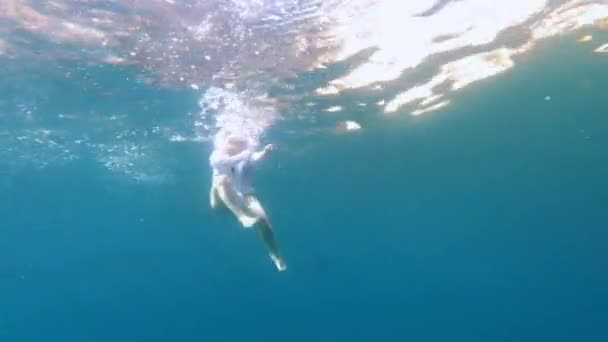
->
209;181;219;209
245;195;287;271
214;176;258;227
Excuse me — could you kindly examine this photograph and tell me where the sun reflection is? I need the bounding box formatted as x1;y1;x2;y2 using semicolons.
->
315;0;608;116
1;0;607;120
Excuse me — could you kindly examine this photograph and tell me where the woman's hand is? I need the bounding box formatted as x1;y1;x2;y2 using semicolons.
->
264;144;275;152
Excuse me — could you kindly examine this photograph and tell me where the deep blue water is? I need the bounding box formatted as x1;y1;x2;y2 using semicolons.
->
1;35;607;341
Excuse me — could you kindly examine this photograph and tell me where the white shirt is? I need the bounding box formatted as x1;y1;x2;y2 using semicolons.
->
210;143;266;195
209;147;253;177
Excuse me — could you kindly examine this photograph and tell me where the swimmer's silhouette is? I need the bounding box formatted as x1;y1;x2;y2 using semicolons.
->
209;134;287;272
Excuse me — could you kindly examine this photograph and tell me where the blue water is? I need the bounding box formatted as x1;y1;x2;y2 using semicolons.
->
1;35;607;341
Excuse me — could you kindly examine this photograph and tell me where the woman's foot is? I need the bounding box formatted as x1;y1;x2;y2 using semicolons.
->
270;254;287;272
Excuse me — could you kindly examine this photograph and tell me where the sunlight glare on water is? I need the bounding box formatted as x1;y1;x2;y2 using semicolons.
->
0;0;607;180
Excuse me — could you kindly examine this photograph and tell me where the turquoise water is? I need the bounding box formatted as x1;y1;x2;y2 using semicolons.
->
1;34;608;341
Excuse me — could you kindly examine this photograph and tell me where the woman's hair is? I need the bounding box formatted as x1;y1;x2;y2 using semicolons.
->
224;136;249;155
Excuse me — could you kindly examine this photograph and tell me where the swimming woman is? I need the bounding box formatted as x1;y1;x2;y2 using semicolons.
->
209;134;287;272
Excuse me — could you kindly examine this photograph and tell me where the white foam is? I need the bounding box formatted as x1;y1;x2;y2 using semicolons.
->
199;87;277;150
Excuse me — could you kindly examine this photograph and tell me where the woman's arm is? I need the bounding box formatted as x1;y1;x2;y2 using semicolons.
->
251;144;274;162
210;149;252;169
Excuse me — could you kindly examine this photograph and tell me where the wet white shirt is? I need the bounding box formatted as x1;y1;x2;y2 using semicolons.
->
209;147;253;177
210;144;265;195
